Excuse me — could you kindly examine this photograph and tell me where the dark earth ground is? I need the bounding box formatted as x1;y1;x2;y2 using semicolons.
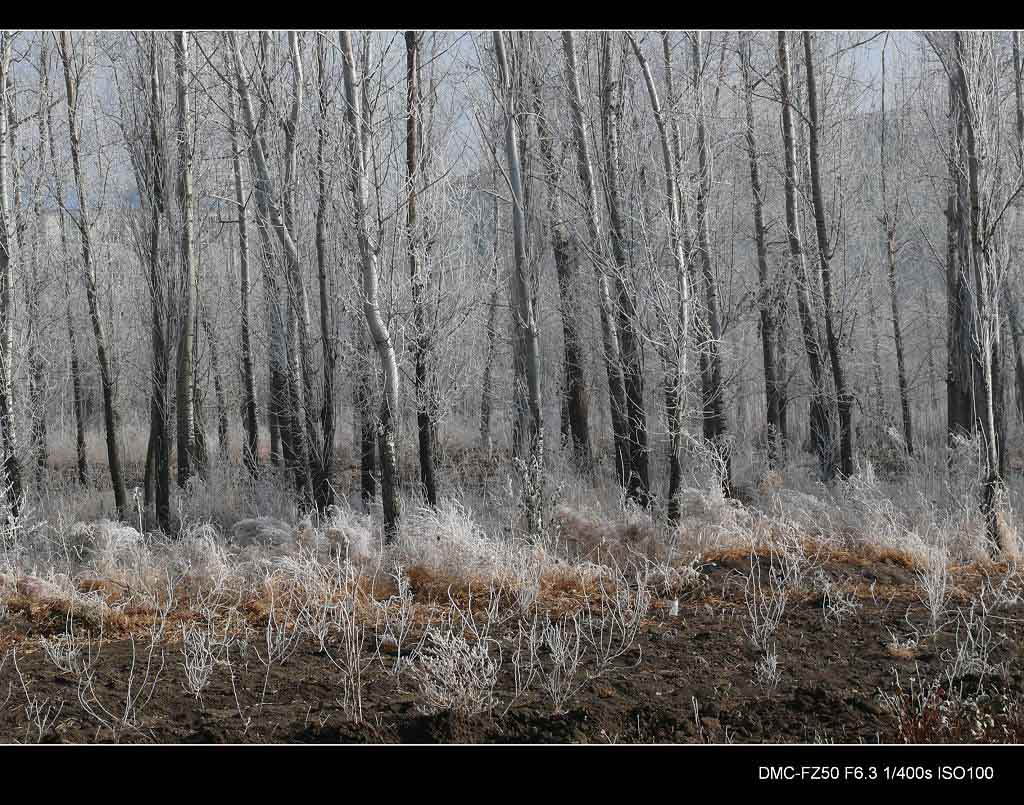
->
2;551;1023;744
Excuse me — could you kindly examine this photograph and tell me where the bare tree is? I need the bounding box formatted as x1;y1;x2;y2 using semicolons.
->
598;32;648;500
0;30;24;513
803;32;853;479
226;62;259;479
740;31;785;467
562;31;635;477
45;41;87;488
406;30;439;504
878;35;914;455
230;31;314;506
493;30;544;535
313;33;336;510
27;35;51;486
340;30;402;541
627;32;693;522
1005;31;1024;430
945;52;975;443
479;166;500;456
689;31;732;493
174;31;198;488
57;30;128;519
778;30;834;482
951;31;1013;554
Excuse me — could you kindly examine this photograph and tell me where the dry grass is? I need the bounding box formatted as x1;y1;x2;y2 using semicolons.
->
2;431;1022;660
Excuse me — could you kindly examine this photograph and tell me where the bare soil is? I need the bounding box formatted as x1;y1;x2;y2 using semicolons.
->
2;551;1022;744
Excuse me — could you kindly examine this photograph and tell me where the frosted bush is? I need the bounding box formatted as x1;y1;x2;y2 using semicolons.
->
412;627;499;717
673;487;752;546
231;518;293;548
322;505;377;564
398;499;503;578
169;524;232;591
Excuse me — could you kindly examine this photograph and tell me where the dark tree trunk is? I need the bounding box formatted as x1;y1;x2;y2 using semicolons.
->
596;33;645;498
532;68;592;469
227;73;259;478
406;31;439;505
740;33;783;467
778;31;834;482
58;32;128;519
803;32;852;479
314;37;336;511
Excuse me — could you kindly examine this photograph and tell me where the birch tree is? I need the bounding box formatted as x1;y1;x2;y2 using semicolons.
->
339;30;402;541
0;30;24;513
229;31;314;506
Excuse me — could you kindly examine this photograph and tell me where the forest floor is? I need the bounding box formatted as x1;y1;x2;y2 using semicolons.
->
2;544;1022;744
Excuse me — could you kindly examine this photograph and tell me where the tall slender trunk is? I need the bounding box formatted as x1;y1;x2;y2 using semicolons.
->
946;69;974;442
198;300;228;456
494;31;544;535
480;172;500;456
405;31;438;504
313;38;337;511
688;32;731;493
878;40;913;455
803;32;852;478
340;31;402;541
258;194;289;471
596;32;645;497
145;33;171;529
230;31;313;504
740;32;783;467
557;31;626;471
535;116;591;466
627;33;692;522
0;33;23;513
885;233;913;455
173;31;197;488
45;52;87;487
954;32;1006;556
58;31;128;518
778;31;834;482
28;38;51;485
227;73;259;477
283;32;317;507
1007;32;1024;431
354;318;378;507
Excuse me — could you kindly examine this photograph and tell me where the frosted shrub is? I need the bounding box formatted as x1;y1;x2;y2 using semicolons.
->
322;504;377;564
673;486;751;547
398;499;502;579
413;627;500;717
62;520;145;578
754;644;782;696
180;622;216;705
744;551;788;651
916;544;952;634
168;524;232;593
231;517;293;548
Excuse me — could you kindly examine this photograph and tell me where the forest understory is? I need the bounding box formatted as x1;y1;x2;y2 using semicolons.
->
2;433;1024;745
